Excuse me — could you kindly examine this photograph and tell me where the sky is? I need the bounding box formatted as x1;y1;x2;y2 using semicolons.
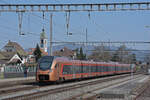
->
0;0;150;50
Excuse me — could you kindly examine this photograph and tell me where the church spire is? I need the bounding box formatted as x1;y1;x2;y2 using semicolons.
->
40;28;47;52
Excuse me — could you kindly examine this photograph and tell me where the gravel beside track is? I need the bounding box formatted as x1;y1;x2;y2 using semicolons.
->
1;73;141;100
133;77;150;100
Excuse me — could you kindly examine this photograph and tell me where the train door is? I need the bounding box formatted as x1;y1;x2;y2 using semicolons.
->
81;62;83;78
56;63;63;81
56;63;61;79
72;61;76;79
115;64;117;74
53;63;59;80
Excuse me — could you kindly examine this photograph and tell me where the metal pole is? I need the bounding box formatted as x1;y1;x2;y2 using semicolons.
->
86;28;87;45
85;28;87;59
50;13;53;56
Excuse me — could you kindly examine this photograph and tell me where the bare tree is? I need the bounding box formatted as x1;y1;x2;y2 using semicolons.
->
88;44;111;62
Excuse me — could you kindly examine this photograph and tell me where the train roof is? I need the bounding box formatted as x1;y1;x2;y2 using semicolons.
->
53;56;131;66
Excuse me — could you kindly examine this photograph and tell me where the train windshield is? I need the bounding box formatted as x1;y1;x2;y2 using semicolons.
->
39;56;54;70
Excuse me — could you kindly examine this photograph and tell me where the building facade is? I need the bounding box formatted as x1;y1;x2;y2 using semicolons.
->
0;40;27;67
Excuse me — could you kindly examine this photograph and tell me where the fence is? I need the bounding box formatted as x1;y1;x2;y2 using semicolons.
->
0;65;36;78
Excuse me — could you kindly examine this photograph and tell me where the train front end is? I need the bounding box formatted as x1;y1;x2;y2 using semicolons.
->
36;56;56;82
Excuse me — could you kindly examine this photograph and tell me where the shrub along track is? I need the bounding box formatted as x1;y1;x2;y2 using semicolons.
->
2;73;140;100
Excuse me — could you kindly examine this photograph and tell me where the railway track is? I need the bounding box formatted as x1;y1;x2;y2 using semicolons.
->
1;73;141;100
0;85;38;96
65;74;143;100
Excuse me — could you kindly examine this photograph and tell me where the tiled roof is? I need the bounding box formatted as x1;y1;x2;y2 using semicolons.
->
53;47;74;57
0;52;16;60
4;41;27;56
0;52;5;59
0;59;7;64
8;59;22;64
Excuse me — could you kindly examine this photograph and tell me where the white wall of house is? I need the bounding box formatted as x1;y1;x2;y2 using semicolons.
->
9;54;22;64
22;57;28;64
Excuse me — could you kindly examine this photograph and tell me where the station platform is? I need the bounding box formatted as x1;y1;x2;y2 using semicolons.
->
0;77;35;84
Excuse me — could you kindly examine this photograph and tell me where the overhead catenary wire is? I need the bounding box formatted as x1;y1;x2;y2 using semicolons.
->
19;12;64;42
0;16;40;37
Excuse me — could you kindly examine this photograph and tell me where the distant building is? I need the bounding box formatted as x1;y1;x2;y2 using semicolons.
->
27;48;48;63
26;29;48;64
53;47;76;59
40;29;47;53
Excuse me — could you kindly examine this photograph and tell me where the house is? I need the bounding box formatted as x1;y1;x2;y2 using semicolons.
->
0;40;27;67
0;52;22;67
53;47;76;59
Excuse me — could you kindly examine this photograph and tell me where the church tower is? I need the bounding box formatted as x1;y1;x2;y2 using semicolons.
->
40;28;47;52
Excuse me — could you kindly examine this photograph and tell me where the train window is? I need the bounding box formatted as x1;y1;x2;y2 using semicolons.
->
100;66;102;72
97;66;101;72
103;66;106;72
106;66;108;72
82;65;90;73
89;66;91;73
91;66;93;72
91;66;96;72
86;66;90;73
97;65;102;72
73;65;81;74
116;66;119;71
113;66;115;71
104;66;106;72
92;66;94;72
63;65;72;74
118;66;120;71
97;66;99;72
71;65;75;74
63;65;67;74
109;66;112;72
96;66;98;72
108;66;111;72
99;66;101;72
82;66;86;73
